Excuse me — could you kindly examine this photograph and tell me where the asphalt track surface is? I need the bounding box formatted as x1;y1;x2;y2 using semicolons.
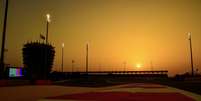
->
0;83;201;101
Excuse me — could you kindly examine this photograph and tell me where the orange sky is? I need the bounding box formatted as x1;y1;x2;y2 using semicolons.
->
0;0;201;76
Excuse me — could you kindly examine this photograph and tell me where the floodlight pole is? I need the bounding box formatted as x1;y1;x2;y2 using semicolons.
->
44;14;50;79
0;0;9;79
61;43;64;72
86;43;89;74
72;60;74;72
123;61;126;71
188;33;194;76
150;61;153;71
46;14;50;44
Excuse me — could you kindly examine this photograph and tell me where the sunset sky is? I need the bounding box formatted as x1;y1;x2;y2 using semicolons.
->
0;0;201;76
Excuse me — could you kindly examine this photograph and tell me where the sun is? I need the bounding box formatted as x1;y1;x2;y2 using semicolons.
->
136;63;142;68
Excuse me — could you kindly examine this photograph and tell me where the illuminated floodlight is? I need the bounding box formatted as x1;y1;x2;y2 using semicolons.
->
62;43;64;48
46;14;51;22
188;32;191;40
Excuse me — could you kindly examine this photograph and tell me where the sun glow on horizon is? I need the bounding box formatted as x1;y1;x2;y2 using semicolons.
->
136;63;142;68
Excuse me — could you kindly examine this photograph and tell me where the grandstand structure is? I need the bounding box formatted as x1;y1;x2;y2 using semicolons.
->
56;70;168;78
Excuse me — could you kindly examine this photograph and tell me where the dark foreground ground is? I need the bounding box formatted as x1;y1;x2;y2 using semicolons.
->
52;76;201;95
155;79;201;95
1;76;201;95
1;81;200;101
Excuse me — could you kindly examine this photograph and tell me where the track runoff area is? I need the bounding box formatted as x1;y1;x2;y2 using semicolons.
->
39;83;201;101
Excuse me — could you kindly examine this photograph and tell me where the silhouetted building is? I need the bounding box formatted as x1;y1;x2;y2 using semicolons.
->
22;42;55;80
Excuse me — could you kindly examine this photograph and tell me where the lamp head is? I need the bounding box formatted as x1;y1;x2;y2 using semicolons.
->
188;32;191;40
62;43;64;47
46;14;51;22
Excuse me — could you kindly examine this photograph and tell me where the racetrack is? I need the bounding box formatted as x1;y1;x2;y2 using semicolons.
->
1;83;200;101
